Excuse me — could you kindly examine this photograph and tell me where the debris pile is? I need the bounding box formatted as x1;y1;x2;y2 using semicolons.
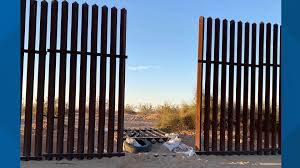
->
163;133;195;156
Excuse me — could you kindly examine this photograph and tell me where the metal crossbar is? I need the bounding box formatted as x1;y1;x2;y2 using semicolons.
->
198;60;281;67
22;49;128;58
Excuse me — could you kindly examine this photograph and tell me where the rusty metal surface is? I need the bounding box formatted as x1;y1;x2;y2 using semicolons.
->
242;22;250;151
204;17;212;152
67;2;79;156
219;19;228;152
117;8;127;152
107;7;118;154
34;1;48;157
195;16;204;151
123;128;169;143
257;22;264;154
56;1;68;157
271;24;279;154
21;0;127;160
250;23;257;151
87;4;98;156
212;18;220;152
98;5;108;155
196;17;281;155
46;0;58;158
23;0;37;158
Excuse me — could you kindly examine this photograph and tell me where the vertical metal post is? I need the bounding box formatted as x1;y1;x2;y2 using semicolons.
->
228;20;235;151
204;17;212;152
250;23;257;151
107;7;118;154
46;0;58;160
219;19;228;152
98;6;108;155
117;8;127;152
212;18;220;151
23;0;37;159
56;1;68;158
87;4;98;156
235;21;243;151
195;16;205;151
257;22;265;154
77;3;88;158
242;22;250;151
35;0;48;158
67;2;79;158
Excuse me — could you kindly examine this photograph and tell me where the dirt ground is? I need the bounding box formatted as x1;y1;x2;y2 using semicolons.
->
21;154;281;168
20;113;281;168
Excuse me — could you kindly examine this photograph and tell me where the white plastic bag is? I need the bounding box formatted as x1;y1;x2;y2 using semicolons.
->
163;133;181;151
163;133;195;156
173;143;196;156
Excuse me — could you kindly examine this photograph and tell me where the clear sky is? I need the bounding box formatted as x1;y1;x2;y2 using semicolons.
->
22;0;281;106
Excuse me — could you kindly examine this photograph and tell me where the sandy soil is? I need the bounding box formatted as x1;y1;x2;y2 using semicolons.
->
20;112;281;168
21;153;281;168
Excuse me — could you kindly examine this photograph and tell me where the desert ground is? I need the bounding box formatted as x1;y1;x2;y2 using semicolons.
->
20;112;281;168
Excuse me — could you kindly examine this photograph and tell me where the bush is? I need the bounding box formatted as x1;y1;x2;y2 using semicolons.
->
137;103;155;116
155;102;196;132
178;103;196;130
156;103;179;129
124;104;137;114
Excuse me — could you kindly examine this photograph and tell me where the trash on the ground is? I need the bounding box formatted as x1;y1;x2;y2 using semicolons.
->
163;133;181;151
123;137;152;153
173;143;196;156
163;133;196;157
125;137;142;147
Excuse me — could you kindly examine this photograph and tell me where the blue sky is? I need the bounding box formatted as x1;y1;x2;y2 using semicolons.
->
22;0;281;106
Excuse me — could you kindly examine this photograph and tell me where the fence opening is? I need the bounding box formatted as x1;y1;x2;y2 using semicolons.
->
195;17;281;155
20;0;127;160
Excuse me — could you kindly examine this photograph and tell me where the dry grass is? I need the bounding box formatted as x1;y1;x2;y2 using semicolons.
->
124;101;197;133
155;102;196;132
